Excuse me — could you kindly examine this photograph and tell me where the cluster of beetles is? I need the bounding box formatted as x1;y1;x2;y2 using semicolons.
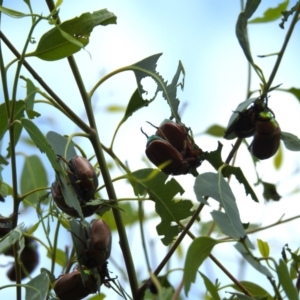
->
143;96;281;177
0;95;281;299
51;155;112;299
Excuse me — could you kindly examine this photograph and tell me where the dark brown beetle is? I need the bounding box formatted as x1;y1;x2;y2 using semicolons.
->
0;215;13;238
250;111;281;160
145;136;190;175
67;156;99;202
54;269;97;300
81;219;112;269
5;237;39;281
143;120;203;175
51;181;99;218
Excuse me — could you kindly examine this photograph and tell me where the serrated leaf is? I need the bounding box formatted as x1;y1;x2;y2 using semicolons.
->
25;272;49;300
281;131;300;151
28;10;117;61
22;77;37;111
276;259;298;300
262;181;281;201
129;53;183;122
184;237;219;296
235;243;272;277
203;143;259;202
21;155;48;206
230;280;272;300
204;124;226;137
223;166;259;202
121;88;150;124
194;172;247;240
249;0;289;23
200;272;221;300
21;119;63;173
257;239;270;257
128;168;190;245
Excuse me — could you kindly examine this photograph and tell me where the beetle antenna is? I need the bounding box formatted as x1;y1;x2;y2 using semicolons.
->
146;121;158;129
140;127;149;138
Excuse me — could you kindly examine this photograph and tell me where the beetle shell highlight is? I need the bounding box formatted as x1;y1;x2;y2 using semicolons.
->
81;219;112;268
146;136;190;175
54;270;97;300
67;156;99;202
250;113;281;160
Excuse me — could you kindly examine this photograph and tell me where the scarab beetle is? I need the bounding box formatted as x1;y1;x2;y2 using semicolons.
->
145;135;190;175
5;237;39;281
250;110;281;160
81;219;112;269
143;120;203;175
58;155;98;202
54;269;97;300
51;181;99;218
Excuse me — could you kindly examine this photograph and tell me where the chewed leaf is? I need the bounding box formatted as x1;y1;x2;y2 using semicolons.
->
28;9;117;61
249;0;289;23
121;89;150;125
128;168;192;245
129;53;183;122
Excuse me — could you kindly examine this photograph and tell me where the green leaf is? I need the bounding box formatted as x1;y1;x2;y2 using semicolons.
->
0;100;25;157
47;248;67;267
25;272;49;300
194;172;247;240
46;131;77;160
204;124;225;137
128;168;191;245
0;224;25;253
0;5;29;18
257;239;270;257
273;143;283;169
281;131;300;151
230;281;272;300
223;166;259;202
262;181;281;201
283;87;300;102
200;272;221;300
129;53;183;122
21;119;63;173
235;1;261;69
204;143;258;202
0;181;13;198
21;155;48;206
276;259;298;300
183;237;219;296
235;243;272;277
120;89;150;125
28;9;117;61
22;77;37;111
249;0;289;23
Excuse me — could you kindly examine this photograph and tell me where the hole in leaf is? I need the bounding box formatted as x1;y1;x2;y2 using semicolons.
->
140;77;157;100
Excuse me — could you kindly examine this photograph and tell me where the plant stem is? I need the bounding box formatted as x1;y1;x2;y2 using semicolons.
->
263;2;300;94
43;1;139;297
136;203;205;298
